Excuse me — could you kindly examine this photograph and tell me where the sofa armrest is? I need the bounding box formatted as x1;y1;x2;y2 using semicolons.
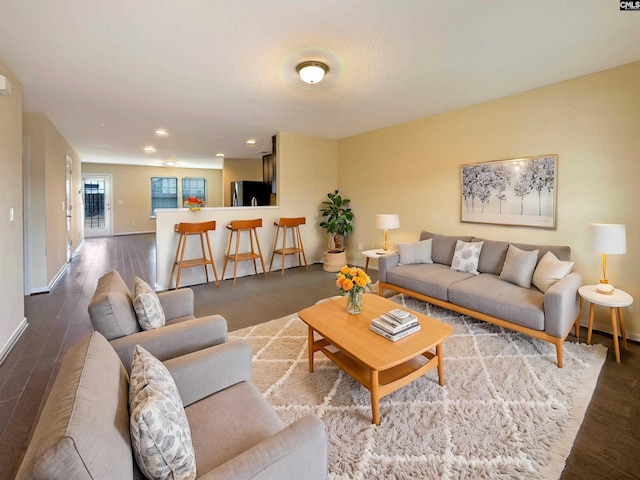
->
544;272;582;338
200;415;327;480
157;288;195;320
164;340;252;407
110;314;228;373
377;252;400;283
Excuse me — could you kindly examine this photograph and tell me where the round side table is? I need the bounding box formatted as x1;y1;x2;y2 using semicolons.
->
578;285;633;363
361;249;396;273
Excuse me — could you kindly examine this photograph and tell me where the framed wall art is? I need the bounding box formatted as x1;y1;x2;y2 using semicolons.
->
460;154;558;229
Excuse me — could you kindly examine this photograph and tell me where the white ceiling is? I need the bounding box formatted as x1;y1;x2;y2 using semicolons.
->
1;1;639;170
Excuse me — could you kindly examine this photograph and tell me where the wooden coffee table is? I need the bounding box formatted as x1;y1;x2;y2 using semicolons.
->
298;293;453;425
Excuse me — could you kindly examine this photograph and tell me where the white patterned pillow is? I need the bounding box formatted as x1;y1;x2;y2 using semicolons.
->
133;276;166;330
129;346;196;480
532;251;574;293
500;245;539;288
397;239;433;265
450;240;484;275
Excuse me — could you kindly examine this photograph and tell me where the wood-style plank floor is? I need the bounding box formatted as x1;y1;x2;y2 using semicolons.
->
1;234;638;479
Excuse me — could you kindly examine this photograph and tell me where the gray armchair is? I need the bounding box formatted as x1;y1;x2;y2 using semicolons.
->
17;332;328;479
88;270;227;372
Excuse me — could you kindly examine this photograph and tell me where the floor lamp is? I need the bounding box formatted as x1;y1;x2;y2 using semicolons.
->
588;223;626;294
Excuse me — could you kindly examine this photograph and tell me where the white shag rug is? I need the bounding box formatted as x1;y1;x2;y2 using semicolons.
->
229;294;606;480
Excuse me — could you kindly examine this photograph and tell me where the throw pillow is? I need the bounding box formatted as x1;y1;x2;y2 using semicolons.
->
133;276;166;330
397;239;433;265
532;251;574;293
450;240;484;275
129;346;196;480
499;245;539;288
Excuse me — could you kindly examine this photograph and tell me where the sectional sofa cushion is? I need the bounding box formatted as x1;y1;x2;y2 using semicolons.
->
133;276;166;330
499;245;539;288
532;251;574;293
16;332;133;479
397;239;433;265
129;346;196;480
88;270;141;340
449;274;545;331
386;263;473;301
419;232;474;266
471;238;510;275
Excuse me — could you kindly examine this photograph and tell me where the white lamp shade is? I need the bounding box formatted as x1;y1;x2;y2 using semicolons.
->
589;223;626;254
375;214;400;230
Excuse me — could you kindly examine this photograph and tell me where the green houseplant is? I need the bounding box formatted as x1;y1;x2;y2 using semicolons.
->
319;190;354;272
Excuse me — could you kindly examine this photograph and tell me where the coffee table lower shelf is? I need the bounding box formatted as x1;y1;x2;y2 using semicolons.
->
310;335;443;425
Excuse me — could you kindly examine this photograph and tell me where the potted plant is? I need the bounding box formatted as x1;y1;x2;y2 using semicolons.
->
319;190;354;272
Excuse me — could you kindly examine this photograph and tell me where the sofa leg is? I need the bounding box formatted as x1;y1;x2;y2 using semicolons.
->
556;343;564;368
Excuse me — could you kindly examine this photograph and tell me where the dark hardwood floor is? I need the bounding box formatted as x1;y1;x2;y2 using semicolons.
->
1;234;638;479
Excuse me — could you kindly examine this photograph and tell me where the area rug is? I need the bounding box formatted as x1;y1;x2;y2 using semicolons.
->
229;294;606;480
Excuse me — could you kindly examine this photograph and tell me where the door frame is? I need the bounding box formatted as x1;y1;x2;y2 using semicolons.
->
82;173;113;237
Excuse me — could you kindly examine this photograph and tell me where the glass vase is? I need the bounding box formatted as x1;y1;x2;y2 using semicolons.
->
346;289;363;314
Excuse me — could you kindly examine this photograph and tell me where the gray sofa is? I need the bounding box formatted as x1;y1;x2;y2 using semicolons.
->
378;231;582;367
16;331;328;479
88;270;228;371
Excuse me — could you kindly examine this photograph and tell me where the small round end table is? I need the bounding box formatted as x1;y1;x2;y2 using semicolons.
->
578;285;633;363
361;249;396;273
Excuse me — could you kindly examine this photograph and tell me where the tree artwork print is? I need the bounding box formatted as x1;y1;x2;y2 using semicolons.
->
460;155;557;228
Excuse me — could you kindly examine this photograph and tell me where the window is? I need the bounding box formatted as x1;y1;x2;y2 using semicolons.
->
182;177;207;205
151;177;178;216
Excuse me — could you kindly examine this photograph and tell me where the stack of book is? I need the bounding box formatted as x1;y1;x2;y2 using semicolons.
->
370;308;421;342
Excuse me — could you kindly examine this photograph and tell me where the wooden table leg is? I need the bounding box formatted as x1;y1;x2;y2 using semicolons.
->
370;370;380;425
364;257;370;273
436;343;445;386
587;303;595;345
574;297;583;340
618;307;628;350
308;325;315;373
610;307;621;363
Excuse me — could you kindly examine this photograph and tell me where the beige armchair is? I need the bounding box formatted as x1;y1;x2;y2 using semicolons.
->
17;332;328;479
88;270;227;372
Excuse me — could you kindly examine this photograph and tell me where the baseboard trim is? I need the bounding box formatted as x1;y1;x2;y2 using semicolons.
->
582;319;640;343
0;318;28;366
114;230;155;236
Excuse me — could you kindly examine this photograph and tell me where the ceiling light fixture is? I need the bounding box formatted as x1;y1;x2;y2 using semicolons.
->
165;160;175;166
296;61;329;84
216;153;224;157
155;129;169;137
246;139;257;146
144;146;156;153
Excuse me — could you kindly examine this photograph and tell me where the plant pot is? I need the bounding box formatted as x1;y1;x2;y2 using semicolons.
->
323;249;347;272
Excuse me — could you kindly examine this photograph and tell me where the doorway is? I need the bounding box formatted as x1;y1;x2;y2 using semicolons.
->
82;174;112;237
65;156;73;260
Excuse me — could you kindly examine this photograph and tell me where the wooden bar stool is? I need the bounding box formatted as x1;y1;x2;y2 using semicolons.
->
269;217;308;275
170;221;220;289
222;219;267;285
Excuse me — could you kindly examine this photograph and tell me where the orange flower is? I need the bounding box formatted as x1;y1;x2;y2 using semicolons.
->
341;278;354;291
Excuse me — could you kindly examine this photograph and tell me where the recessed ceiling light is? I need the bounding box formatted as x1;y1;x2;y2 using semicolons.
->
216;153;224;157
144;146;156;153
155;129;169;137
165;160;176;166
246;139;257;146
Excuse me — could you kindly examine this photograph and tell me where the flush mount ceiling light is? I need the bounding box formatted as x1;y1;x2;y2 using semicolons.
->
155;129;169;137
296;61;329;84
144;146;156;153
165;160;176;166
246;139;257;146
216;153;224;157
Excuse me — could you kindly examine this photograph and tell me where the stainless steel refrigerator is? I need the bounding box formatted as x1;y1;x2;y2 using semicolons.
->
230;181;272;206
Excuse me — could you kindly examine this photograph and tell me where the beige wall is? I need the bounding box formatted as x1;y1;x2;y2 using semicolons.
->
0;60;26;358
338;61;640;339
222;158;264;206
23;112;83;292
81;163;223;234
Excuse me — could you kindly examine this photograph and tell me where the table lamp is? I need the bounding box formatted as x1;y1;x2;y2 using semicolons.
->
375;214;400;252
588;223;626;294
